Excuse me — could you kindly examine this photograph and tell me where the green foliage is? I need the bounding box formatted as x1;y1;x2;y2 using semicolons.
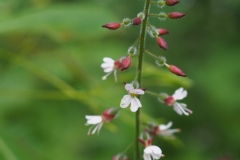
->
0;0;239;160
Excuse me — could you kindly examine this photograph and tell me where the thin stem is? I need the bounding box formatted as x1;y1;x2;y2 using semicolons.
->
144;50;159;59
145;90;161;97
135;0;151;159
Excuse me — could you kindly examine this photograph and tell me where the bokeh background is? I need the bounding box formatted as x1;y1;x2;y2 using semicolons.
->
0;0;240;160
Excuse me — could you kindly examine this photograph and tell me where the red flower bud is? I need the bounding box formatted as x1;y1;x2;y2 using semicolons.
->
168;12;185;19
121;56;131;71
157;28;169;36
156;37;168;50
166;0;179;6
164;96;174;106
101;108;117;122
138;138;152;147
102;22;121;30
169;65;186;77
132;17;142;25
114;59;123;70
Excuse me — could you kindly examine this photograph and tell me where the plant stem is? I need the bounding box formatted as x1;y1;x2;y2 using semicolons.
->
135;0;151;159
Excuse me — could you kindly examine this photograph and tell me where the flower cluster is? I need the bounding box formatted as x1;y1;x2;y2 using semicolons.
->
86;0;193;159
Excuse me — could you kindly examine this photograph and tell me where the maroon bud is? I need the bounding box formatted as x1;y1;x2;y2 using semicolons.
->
121;56;131;71
102;22;121;30
101;108;117;122
164;96;174;106
168;12;185;19
114;58;123;70
157;28;169;36
169;65;186;77
132;17;142;25
166;0;179;6
156;37;168;50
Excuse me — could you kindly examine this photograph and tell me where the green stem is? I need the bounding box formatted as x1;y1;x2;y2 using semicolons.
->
144;50;159;59
145;90;161;97
135;0;151;159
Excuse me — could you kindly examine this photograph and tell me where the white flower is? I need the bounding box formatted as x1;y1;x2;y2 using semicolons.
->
160;88;192;116
85;115;103;135
172;88;192;116
144;145;162;160
158;121;180;137
120;83;144;112
101;57;117;81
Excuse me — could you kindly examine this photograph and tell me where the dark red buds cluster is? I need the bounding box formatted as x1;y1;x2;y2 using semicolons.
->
102;22;121;30
169;65;186;77
156;37;168;50
168;12;185;19
133;17;142;25
166;0;179;6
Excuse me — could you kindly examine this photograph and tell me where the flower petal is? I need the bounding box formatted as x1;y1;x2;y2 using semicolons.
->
159;121;173;131
172;87;187;100
130;97;141;112
85;115;102;125
134;89;145;95
103;57;114;63
125;83;134;92
143;152;151;160
120;95;131;108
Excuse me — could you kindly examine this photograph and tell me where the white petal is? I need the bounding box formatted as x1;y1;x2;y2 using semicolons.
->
144;145;162;160
103;57;114;63
120;95;131;108
172;87;187;100
159;121;173;131
85;115;102;125
134;89;145;95
130;97;141;112
143;152;151;160
101;64;114;73
173;102;189;116
160;129;180;136
125;84;134;92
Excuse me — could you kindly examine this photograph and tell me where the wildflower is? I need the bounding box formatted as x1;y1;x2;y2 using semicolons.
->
159;88;192;116
145;122;180;138
101;57;122;81
120;83;145;112
139;136;163;160
144;145;163;160
85;108;118;135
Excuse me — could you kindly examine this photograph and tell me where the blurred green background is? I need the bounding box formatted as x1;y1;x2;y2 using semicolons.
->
0;0;240;160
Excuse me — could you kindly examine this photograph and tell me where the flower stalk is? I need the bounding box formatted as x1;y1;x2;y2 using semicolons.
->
135;0;151;159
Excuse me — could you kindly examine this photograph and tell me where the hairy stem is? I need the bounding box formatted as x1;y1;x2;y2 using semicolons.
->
135;0;151;159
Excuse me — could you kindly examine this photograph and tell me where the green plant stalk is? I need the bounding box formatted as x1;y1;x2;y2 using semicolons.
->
135;0;151;159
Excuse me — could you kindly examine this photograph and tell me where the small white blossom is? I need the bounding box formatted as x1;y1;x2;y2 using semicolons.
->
160;88;192;116
144;145;163;160
101;57;117;81
158;121;180;137
120;83;144;112
85;115;103;135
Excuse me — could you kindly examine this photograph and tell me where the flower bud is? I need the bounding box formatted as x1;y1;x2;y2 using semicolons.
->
132;17;142;25
114;59;123;70
169;65;186;77
168;12;185;19
164;96;174;106
101;108;118;122
121;56;131;71
157;28;169;36
102;22;121;30
156;37;168;50
166;0;179;6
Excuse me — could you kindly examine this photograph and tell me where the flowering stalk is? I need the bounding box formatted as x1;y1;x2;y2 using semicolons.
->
135;0;151;159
